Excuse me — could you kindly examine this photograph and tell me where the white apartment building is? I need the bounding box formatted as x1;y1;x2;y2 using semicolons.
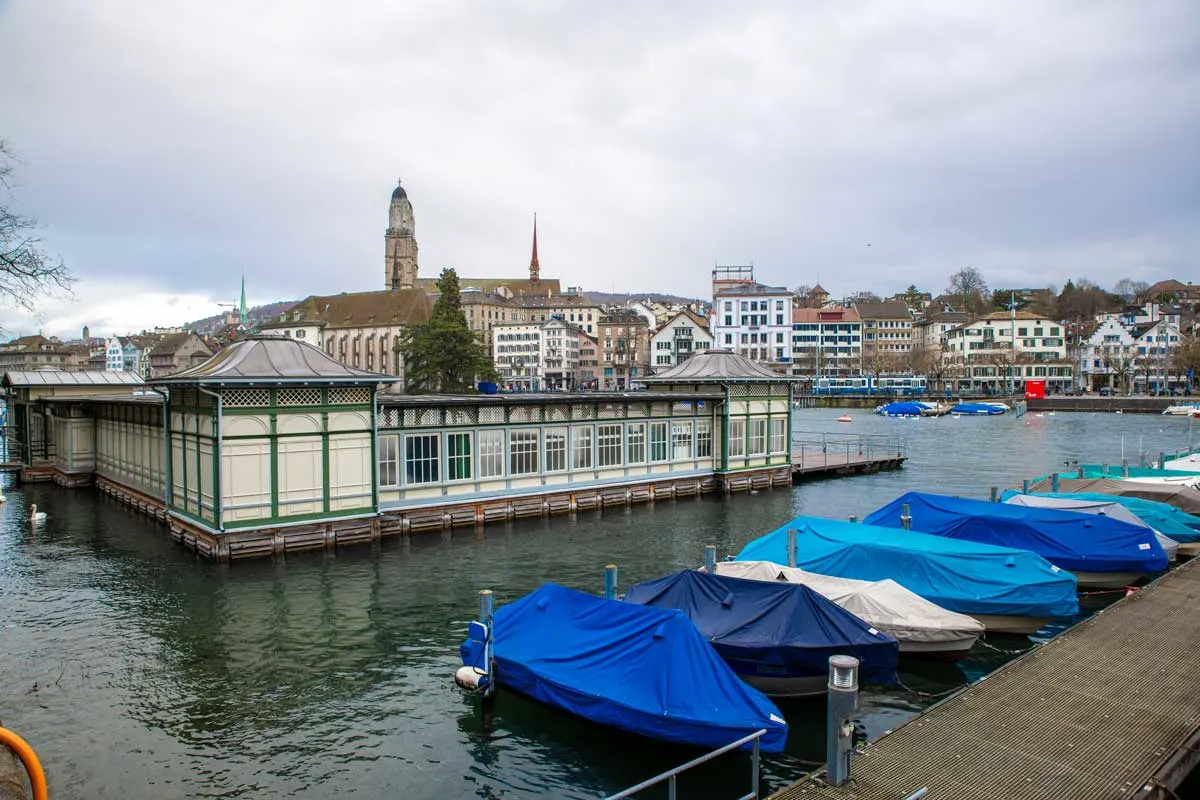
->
104;337;124;371
911;310;970;356
540;318;584;390
1076;317;1136;391
942;311;1072;392
790;307;862;376
1129;320;1184;394
711;283;793;364
650;311;714;371
493;322;543;390
856;302;914;359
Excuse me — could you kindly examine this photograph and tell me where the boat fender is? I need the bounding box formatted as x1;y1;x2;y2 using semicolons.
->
455;666;491;693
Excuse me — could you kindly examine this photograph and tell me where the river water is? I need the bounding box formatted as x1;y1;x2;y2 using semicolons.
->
1;410;1194;799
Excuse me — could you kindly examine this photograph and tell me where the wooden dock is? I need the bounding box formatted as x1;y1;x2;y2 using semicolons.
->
769;556;1200;800
791;431;906;479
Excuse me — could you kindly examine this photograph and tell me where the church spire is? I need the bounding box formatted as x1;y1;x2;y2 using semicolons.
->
239;275;248;326
529;213;540;284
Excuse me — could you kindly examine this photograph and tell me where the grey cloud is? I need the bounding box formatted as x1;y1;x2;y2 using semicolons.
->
0;0;1196;324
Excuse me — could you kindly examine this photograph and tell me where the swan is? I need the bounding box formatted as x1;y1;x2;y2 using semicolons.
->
30;504;46;523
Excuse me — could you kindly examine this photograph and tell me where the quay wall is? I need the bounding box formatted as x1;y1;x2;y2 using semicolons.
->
1028;396;1184;414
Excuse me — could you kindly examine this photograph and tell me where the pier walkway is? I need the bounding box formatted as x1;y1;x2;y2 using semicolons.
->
769;556;1200;800
791;432;906;479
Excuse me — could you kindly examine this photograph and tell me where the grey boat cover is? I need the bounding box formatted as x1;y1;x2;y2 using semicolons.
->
1004;494;1180;561
1027;477;1200;515
714;561;984;645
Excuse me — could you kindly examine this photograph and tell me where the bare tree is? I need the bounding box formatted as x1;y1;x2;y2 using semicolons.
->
946;267;990;315
1;140;73;312
1112;278;1151;305
909;345;948;392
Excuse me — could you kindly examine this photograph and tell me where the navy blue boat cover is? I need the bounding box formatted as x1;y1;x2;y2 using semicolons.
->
459;583;788;752
876;401;925;416
625;570;899;685
736;516;1078;618
865;491;1169;574
1001;491;1200;543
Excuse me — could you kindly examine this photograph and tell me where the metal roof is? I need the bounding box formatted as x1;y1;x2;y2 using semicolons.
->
2;369;146;387
642;349;791;382
153;335;397;385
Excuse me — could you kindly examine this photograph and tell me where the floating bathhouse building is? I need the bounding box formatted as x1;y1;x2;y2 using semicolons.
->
3;340;796;560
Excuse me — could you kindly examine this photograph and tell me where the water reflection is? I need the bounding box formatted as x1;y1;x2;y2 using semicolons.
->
0;411;1191;798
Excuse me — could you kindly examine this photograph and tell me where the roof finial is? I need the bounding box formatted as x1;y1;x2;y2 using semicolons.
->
529;212;540;284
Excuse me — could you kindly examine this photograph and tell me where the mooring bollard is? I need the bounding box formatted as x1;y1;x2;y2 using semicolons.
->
1051;473;1060;493
1022;479;1031;494
1159;451;1166;469
787;529;798;568
1076;466;1084;479
989;486;999;502
825;655;860;787
704;545;716;573
900;502;912;530
604;564;619;600
1122;458;1129;478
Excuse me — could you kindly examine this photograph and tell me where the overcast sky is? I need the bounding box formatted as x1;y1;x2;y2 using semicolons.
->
1;0;1197;338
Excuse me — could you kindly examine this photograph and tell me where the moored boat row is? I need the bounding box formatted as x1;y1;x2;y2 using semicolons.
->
453;459;1200;756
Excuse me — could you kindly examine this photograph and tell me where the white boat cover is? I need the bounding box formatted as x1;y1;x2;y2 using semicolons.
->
714;560;984;644
1005;494;1180;561
1164;453;1200;471
1126;475;1200;489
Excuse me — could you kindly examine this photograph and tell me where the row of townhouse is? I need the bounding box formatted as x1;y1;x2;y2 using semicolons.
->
0;333;212;379
1075;303;1186;392
939;311;1074;393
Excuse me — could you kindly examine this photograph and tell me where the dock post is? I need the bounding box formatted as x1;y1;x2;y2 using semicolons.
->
1158;451;1166;469
1076;466;1084;479
704;545;716;573
479;589;496;713
848;515;858;524
1051;473;1060;493
1022;479;1031;494
604;564;619;600
787;529;797;568
989;486;999;502
1122;458;1129;478
900;503;912;530
825;655;860;787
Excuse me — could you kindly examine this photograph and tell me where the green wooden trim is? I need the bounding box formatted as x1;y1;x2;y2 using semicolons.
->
221;506;375;529
321;411;330;514
269;413;279;518
194;412;204;523
180;426;189;514
222;404;370;416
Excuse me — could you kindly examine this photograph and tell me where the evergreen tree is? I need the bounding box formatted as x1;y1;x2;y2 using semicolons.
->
397;268;497;393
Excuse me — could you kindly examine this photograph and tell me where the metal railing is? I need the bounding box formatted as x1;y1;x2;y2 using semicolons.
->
601;729;765;800
791;430;905;467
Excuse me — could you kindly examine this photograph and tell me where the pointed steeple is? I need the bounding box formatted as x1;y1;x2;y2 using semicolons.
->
239;275;249;326
529;213;540;284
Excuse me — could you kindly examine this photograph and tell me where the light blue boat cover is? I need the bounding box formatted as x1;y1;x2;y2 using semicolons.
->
625;570;899;685
865;492;1169;574
735;516;1078;618
875;401;925;416
1001;490;1200;543
459;583;788;752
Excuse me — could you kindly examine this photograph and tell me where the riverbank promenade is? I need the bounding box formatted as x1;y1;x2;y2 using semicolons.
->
769;556;1200;800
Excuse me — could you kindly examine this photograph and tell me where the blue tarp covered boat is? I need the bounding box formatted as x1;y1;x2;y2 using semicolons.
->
875;401;925;417
625;570;899;696
459;583;788;752
949;403;1006;415
865;492;1169;588
735;516;1078;633
1002;490;1200;545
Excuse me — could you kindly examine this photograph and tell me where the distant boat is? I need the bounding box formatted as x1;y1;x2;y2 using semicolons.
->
735;516;1078;634
626;570;898;697
459;584;788;751
715;561;984;658
837;413;853;423
949;403;1006;416
875;401;924;417
865;491;1169;588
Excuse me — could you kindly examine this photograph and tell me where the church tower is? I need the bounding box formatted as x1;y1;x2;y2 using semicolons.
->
385;179;419;290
